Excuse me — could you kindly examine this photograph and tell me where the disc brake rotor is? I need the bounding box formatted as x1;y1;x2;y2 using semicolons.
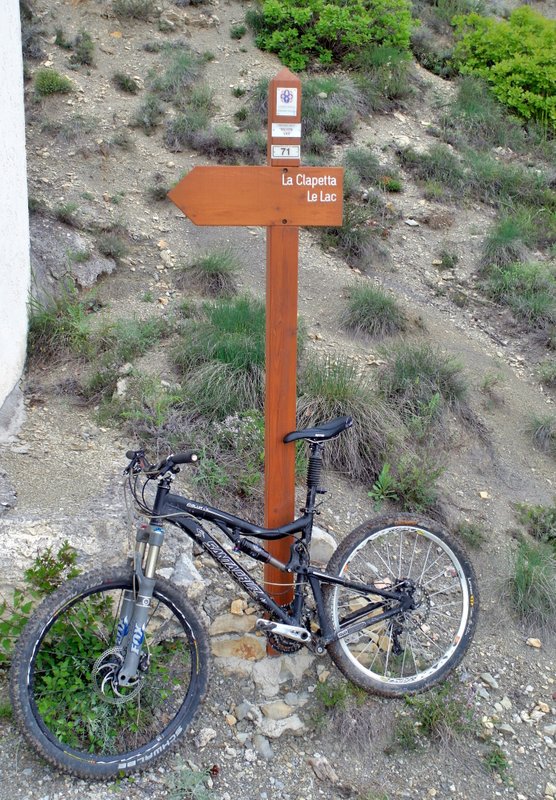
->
92;647;143;704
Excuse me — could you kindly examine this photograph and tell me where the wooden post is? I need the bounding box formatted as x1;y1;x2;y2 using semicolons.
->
167;67;343;617
263;70;302;607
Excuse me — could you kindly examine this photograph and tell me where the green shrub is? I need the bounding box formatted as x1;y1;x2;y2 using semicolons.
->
454;7;556;131
248;0;413;70
481;210;536;269
538;359;556;388
34;68;73;96
340;284;406;338
132;93;164;133
369;457;442;512
319;202;377;267
351;45;413;111
94;317;171;365
397;144;465;198
528;413;556;456
230;24;247;39
96;232;129;262
0;542;79;666
164;107;211;151
151;47;205;104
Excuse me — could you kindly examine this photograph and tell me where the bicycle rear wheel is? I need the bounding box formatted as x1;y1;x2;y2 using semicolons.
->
323;515;478;696
10;567;209;780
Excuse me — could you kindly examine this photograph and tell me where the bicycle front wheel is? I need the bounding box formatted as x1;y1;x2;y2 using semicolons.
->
323;515;478;696
10;568;210;780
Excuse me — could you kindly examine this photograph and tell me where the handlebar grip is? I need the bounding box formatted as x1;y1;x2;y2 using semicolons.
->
169;451;199;465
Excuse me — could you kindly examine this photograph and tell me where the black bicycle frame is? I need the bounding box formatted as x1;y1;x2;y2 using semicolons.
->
149;480;410;647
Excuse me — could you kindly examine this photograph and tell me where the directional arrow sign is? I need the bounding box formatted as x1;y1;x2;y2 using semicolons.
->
167;165;343;227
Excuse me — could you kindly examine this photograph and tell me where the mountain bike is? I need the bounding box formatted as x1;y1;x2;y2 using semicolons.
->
10;416;478;780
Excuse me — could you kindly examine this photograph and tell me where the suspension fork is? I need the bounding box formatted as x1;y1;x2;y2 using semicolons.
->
117;482;169;686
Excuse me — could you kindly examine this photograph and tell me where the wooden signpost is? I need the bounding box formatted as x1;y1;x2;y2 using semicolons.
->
168;68;343;608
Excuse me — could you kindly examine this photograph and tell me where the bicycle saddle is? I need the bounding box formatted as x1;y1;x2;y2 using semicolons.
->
283;416;353;443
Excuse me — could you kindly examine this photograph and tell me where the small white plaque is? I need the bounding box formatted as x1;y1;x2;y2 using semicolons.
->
276;87;298;117
271;144;301;160
271;123;302;138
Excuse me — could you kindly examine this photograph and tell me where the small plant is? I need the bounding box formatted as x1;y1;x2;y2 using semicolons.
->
147;173;169;201
515;502;556;547
538;359;556;388
397;144;464;200
113;72;140;94
437;249;459;270
230;24;247;40
315;678;365;710
232;86;246;98
509;538;556;626
54;28;72;50
177;246;240;297
297;356;400;483
54;201;80;227
389;455;443;513
528;413;556;456
481;210;536;269
34;68;73;96
96;232;128;262
27;289;92;360
94;316;171;366
455;521;486;548
172;296;267;419
369;463;397;509
70;31;94;66
483;743;509;780
482;262;556;329
132;93;164;133
0;542;79;666
319;202;376;268
394;679;474;748
112;0;157;20
340;284;406;338
150;47;205;105
165;757;215;800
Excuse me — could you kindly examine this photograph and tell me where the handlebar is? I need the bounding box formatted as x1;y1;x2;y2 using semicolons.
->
124;449;198;478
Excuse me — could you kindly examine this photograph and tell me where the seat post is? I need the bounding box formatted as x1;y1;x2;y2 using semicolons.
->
304;441;324;514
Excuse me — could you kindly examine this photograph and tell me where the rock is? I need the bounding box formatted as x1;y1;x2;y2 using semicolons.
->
260;700;296;720
526;637;542;649
404;219;420;227
496;723;516;737
253;733;273;760
209;613;256;636
230;598;246;615
500;695;512;710
536;701;550;713
545;782;556;799
196;727;217;749
308;755;338;783
235;700;262;725
159;9;186;30
171;552;205;600
310;526;337;565
0;469;16;515
544;723;556;736
212;634;266;661
480;672;499;690
258;714;305;739
252;650;315;697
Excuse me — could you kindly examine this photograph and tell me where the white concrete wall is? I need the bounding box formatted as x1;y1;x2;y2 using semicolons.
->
0;1;30;440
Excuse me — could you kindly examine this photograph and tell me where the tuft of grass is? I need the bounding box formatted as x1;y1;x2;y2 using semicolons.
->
344;147;383;186
351;45;413;112
465;150;553;210
319;202;377;268
172;296;267;419
150;47;204;104
454;521;486;549
230;24;247;40
177;247;240;297
164;107;211;151
27;290;92;361
34;68;73;96
132;93;164;133
482;262;556;329
297;356;401;483
509;538;556;627
94;317;171;366
54;28;72;50
113;72;140;94
440;76;526;152
70;31;94;66
340;284;406;338
481;210;536;269
112;0;156;20
232;86;246;98
96;233;129;262
54;201;80;227
147;173;170;201
538;359;556;388
393;679;474;751
377;343;468;426
165;757;215;800
397;144;465;199
528;414;556;456
515;501;556;547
